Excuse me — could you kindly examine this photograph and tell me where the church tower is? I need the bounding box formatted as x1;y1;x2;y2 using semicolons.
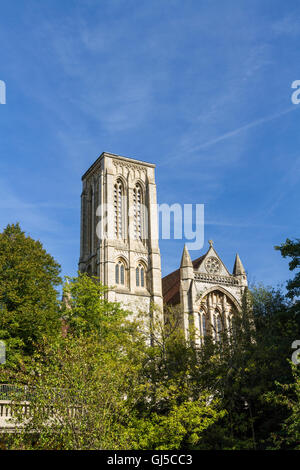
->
79;152;163;314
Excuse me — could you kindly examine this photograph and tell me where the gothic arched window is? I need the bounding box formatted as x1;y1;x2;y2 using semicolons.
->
227;315;233;334
202;312;207;337
199;308;207;336
217;315;222;340
214;310;222;341
199;308;207;344
133;183;143;241
88;186;93;253
114;179;124;239
136;262;146;288
228;313;237;339
115;259;126;286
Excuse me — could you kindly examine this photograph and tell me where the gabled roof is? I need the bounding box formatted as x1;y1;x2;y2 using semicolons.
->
201;244;232;277
162;255;205;305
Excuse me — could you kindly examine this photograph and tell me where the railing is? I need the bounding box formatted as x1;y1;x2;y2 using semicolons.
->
194;272;240;286
0;401;31;431
0;385;84;431
0;384;30;400
0;385;30;431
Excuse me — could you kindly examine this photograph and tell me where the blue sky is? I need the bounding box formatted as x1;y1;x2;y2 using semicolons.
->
0;0;299;290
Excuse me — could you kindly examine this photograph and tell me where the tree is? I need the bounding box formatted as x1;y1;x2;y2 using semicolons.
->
275;238;300;300
185;285;298;450
8;276;225;450
62;272;135;339
280;365;300;449
9;333;145;450
131;397;225;450
0;223;61;368
132;306;226;450
7;273;148;449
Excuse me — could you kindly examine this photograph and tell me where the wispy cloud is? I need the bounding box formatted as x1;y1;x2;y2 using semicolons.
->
205;219;287;229
163;105;300;165
0;0;298;287
272;14;300;36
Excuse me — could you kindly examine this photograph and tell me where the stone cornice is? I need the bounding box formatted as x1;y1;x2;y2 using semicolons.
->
194;272;240;286
82;152;155;181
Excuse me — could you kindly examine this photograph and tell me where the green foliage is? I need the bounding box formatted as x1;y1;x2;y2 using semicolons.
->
9;333;144;450
7;277;224;450
62;272;135;337
131;398;225;450
8;273;146;449
180;285;299;450
2;236;300;450
281;366;300;449
195;239;300;450
8;274;298;450
0;223;61;368
275;238;300;300
132;306;225;449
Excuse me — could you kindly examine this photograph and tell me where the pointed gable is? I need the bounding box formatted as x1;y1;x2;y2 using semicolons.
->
194;241;231;277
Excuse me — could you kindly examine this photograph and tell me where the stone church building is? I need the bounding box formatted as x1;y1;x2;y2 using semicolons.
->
79;152;248;343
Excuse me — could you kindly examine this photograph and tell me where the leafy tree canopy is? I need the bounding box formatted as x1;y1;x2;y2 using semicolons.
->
0;223;61;367
275;238;300;300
